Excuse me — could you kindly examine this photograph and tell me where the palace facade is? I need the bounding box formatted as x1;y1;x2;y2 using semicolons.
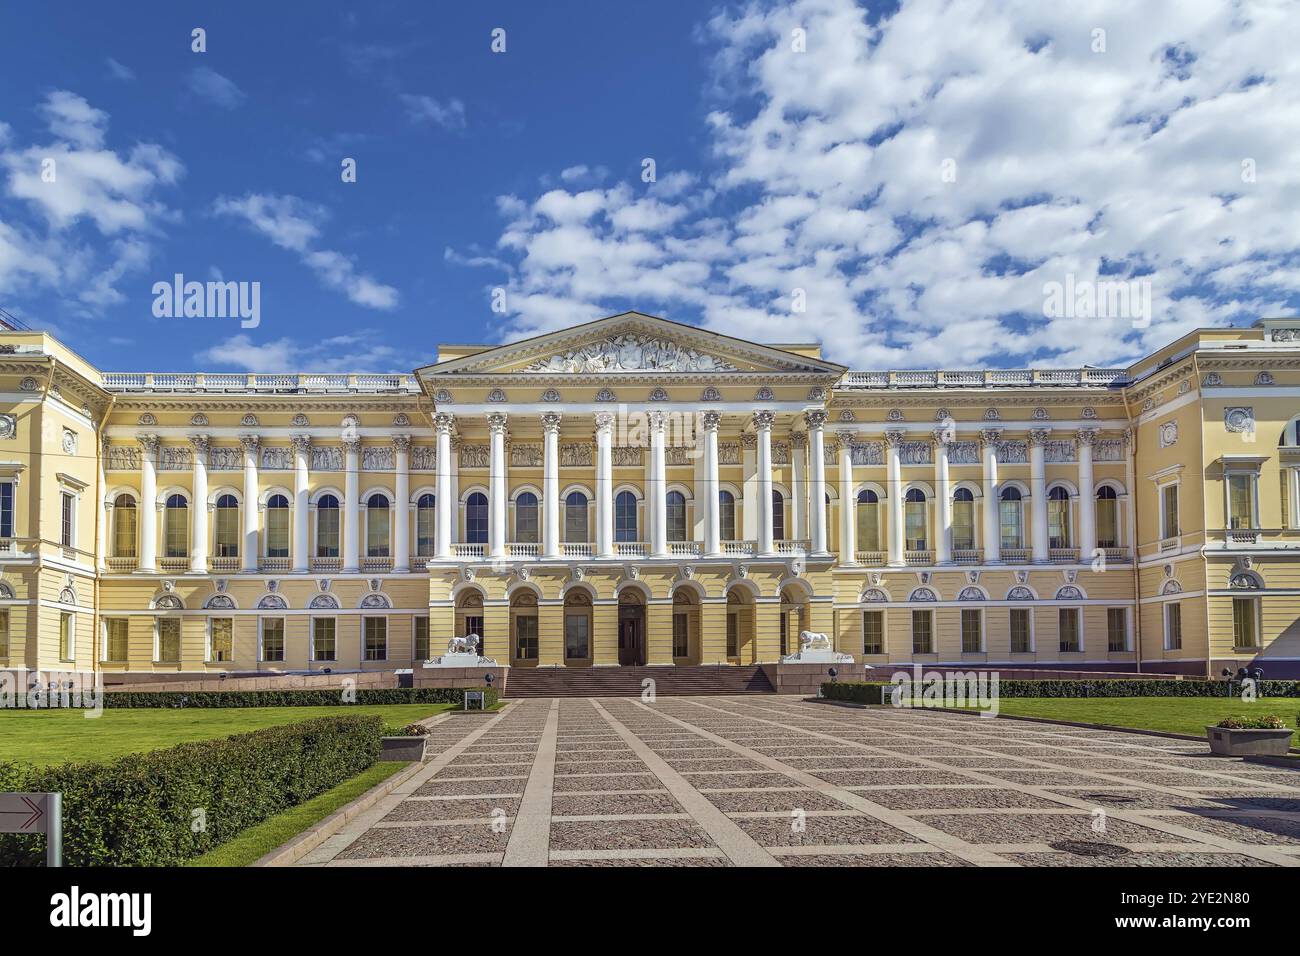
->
2;311;1298;681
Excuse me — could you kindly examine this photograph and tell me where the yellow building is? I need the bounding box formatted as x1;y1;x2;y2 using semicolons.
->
1;311;1297;682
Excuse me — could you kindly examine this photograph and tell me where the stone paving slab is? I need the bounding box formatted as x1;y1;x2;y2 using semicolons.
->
294;696;1300;868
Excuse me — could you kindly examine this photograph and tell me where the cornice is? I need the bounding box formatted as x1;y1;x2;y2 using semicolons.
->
828;391;1127;409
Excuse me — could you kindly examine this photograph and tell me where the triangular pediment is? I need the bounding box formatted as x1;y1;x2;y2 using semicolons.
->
419;311;844;378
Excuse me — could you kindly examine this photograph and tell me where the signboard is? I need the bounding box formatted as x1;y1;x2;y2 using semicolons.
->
464;691;486;711
0;792;62;865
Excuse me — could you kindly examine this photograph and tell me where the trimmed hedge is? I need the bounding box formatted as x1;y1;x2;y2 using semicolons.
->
0;714;383;867
820;682;887;705
821;679;1300;701
100;686;498;709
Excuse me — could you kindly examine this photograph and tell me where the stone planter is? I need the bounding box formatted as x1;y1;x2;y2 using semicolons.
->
1206;726;1293;757
380;736;428;762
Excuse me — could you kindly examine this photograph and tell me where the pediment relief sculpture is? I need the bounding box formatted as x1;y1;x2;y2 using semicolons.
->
520;334;740;373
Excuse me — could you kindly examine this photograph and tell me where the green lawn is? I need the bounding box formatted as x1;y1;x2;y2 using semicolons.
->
188;760;409;867
0;703;454;765
944;696;1300;746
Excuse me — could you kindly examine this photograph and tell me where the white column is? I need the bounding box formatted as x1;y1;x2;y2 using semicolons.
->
595;413;614;558
754;411;775;555
1077;429;1097;560
1029;429;1050;563
488;412;508;560
980;429;1001;563
343;438;361;572
434;413;454;559
702;411;721;557
542;412;561;559
393;435;411;571
190;435;210;574
791;433;806;543
934;431;952;564
650;411;669;557
806;411;828;556
289;435;309;573
837;430;857;565
239;435;260;572
885;430;905;567
137;434;159;573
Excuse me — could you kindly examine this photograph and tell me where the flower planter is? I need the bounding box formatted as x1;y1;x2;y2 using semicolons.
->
1206;726;1293;757
380;736;428;762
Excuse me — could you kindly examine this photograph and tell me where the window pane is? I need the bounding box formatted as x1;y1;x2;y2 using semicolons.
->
367;502;390;556
215;501;240;557
105;618;128;662
166;502;189;558
1048;497;1071;549
726;613;738;657
1228;476;1253;529
514;615;538;659
1000;500;1022;549
615;492;638;542
59;612;74;660
364;617;388;660
666;492;687;542
466;493;489;544
515;493;539;543
718;492;735;541
1162;484;1180;537
1010;608;1031;653
261;618;285;661
961;609;982;653
210;618;233;662
312;617;337;661
114;499;137;557
0;482;13;538
862;611;883;654
1232;598;1258;648
1058;608;1080;652
413;616;430;660
565;493;588;542
61;492;74;547
1165;603;1182;650
565;614;589;659
672;611;688;658
416;497;436;556
911;610;932;654
905;500;926;551
1107;608;1127;652
157;617;180;662
317;503;340;556
857;499;878;551
953;499;975;551
266;504;289;557
770;491;784;541
1096;496;1118;549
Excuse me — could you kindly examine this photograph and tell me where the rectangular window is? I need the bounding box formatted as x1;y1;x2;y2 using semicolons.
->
316;507;340;557
1227;475;1254;529
672;611;688;658
157;617;180;662
209;617;233;662
566;613;590;660
215;505;240;557
0;609;8;658
367;507;390;557
0;481;13;538
413;616;429;660
1232;598;1258;649
61;492;75;548
266;506;290;558
999;500;1022;549
1107;608;1128;652
960;608;982;653
364;617;388;661
1165;602;1182;651
1161;484;1179;538
1058;608;1080;652
417;505;435;556
862;610;883;655
462;614;483;642
726;613;738;657
952;501;975;551
905;501;927;551
260;618;285;662
105;618;129;662
513;615;538;660
313;617;337;661
911;610;933;654
1010;608;1032;653
59;611;75;661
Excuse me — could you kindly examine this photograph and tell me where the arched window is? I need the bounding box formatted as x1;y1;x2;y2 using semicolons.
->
999;487;1023;549
615;491;638;542
857;490;879;551
113;494;137;558
718;490;736;541
316;494;340;557
214;494;239;557
952;487;975;551
164;494;189;558
512;589;539;661
771;490;785;541
565;491;588;542
666;491;687;542
515;491;539;544
1048;486;1072;549
1096;486;1119;549
465;492;489;544
416;494;436;557
265;493;290;558
366;493;391;557
904;488;927;551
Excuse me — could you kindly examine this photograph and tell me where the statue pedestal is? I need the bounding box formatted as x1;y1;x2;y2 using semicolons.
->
423;653;496;668
779;649;856;665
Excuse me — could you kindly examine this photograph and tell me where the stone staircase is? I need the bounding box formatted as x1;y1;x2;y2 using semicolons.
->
503;665;776;698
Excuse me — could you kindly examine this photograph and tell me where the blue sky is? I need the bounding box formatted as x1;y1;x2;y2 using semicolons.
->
1;0;1298;373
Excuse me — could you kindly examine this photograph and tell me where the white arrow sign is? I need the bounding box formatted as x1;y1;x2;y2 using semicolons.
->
0;792;62;865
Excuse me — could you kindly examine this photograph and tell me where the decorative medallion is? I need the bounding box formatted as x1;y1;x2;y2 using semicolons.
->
1255;371;1274;386
1224;407;1255;433
595;388;617;402
487;388;507;403
0;415;15;440
190;412;209;426
291;413;309;426
1157;421;1178;448
701;386;721;401
393;413;410;427
138;413;157;426
1202;373;1222;387
984;408;1001;421
1081;406;1097;419
541;388;561;402
957;587;985;601
240;413;259;427
887;408;904;422
1032;407;1050;420
435;389;453;403
649;387;668;401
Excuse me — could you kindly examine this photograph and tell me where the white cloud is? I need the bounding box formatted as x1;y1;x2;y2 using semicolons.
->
399;93;466;130
105;58;135;82
0;91;182;311
213;192;400;310
187;67;245;109
195;331;413;372
464;0;1300;368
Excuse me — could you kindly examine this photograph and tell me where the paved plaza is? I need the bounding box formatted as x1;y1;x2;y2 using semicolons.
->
298;698;1300;867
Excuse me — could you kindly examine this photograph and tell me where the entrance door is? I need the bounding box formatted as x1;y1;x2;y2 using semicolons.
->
618;608;645;665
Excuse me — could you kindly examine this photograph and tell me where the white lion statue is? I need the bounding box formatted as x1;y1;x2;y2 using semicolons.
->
447;634;480;656
799;630;833;652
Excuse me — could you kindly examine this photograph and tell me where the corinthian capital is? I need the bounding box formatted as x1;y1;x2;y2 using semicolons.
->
433;412;455;435
701;411;721;432
137;433;160;455
541;412;563;434
487;412;509;436
979;428;1002;447
289;434;311;454
752;410;776;431
238;433;261;453
1076;428;1099;446
1028;428;1052;446
188;433;210;455
392;434;412;453
803;409;828;430
883;429;906;447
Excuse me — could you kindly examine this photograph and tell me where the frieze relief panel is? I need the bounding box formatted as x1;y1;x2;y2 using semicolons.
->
897;441;932;465
521;334;740;373
612;446;643;467
158;446;193;471
772;441;789;465
1043;440;1077;463
995;440;1028;464
510;443;543;467
208;446;243;471
719;442;740;465
850;441;883;466
410;446;436;471
459;444;489;469
560;443;592;467
259;446;292;470
947;441;980;464
1094;439;1126;462
105;445;140;471
311;446;344;472
362;446;394;471
666;446;693;466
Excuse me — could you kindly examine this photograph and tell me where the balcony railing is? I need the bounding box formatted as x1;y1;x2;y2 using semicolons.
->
261;556;291;572
720;540;755;556
854;551;886;566
668;541;700;557
507;542;540;558
106;556;136;572
1049;548;1080;563
1159;535;1182;552
101;371;419;394
839;368;1128;389
774;540;808;555
905;550;933;565
951;549;983;564
614;542;647;558
159;556;190;573
1001;548;1031;563
561;542;594;558
452;543;485;559
209;556;240;572
361;556;393;572
312;556;342;572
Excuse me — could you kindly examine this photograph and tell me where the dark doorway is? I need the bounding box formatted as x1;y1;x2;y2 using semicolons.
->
618;603;645;666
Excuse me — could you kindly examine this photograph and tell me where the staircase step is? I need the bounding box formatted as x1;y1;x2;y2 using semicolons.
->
503;665;775;698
